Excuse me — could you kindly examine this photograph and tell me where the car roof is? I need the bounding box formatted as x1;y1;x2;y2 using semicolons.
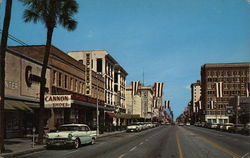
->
60;124;88;127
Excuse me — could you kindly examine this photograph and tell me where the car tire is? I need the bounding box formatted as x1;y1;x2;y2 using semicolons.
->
74;138;80;149
90;138;95;145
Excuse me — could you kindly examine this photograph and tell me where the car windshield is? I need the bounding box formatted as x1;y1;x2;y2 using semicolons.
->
58;126;80;131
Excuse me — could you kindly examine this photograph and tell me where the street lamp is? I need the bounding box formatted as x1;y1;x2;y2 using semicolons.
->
96;72;102;136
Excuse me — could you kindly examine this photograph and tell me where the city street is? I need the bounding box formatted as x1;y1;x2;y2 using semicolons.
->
17;125;250;158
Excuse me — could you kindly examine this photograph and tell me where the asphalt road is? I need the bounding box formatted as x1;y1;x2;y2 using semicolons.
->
17;125;250;158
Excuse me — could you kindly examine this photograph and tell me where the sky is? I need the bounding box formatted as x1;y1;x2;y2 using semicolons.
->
0;0;250;119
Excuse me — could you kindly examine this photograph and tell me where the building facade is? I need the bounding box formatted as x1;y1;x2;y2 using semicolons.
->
125;85;156;121
6;45;109;136
201;63;250;124
67;50;128;126
190;80;201;124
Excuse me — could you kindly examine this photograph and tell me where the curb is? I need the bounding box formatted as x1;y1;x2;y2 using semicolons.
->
0;131;125;158
0;146;45;158
98;131;126;138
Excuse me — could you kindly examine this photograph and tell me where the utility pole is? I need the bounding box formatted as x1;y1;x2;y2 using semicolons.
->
0;0;12;153
236;96;240;126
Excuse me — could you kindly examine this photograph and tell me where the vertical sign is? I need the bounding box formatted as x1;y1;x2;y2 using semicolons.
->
85;53;92;95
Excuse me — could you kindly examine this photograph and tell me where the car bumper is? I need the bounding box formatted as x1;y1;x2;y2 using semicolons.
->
46;139;75;147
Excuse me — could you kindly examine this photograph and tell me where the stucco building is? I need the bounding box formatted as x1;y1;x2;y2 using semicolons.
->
67;50;128;126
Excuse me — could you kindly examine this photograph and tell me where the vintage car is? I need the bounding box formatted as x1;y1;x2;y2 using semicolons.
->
126;122;143;132
45;124;96;149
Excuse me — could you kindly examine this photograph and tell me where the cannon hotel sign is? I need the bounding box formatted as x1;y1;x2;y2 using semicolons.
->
85;53;92;96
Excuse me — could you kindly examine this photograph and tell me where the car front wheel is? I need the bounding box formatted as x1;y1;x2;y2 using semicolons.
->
90;138;95;145
74;139;80;149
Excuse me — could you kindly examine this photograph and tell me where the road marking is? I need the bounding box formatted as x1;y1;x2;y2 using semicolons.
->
242;152;249;158
118;154;125;158
176;133;184;158
129;146;137;151
65;150;78;155
196;135;241;158
139;142;144;145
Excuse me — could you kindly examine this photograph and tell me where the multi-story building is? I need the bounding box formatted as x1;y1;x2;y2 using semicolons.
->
67;50;128;126
190;80;201;124
125;85;155;121
201;62;250;124
6;45;107;136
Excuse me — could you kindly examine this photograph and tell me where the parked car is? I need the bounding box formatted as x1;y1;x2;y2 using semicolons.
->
178;122;184;126
186;122;191;126
127;122;143;132
241;123;250;135
216;124;224;131
222;123;234;132
45;124;97;149
228;124;244;133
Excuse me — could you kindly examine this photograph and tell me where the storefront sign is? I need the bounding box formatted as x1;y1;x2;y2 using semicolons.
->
85;53;92;96
45;95;71;108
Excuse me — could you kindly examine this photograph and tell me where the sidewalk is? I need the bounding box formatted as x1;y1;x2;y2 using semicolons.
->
0;130;125;158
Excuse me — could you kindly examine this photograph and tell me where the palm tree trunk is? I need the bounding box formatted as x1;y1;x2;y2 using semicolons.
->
0;0;12;153
37;27;54;144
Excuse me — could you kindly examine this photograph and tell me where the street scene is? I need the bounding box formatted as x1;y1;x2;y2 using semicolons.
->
17;125;250;158
0;0;250;158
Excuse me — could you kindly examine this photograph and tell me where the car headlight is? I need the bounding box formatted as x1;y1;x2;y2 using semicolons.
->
68;134;73;140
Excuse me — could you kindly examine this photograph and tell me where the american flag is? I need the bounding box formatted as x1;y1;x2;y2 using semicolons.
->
131;81;140;96
153;82;164;97
164;100;170;109
215;82;223;98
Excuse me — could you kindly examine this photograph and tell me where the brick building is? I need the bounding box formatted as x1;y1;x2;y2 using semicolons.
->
201;63;250;124
4;45;110;138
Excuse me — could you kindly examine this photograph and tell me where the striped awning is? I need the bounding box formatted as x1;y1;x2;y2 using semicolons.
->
4;100;34;112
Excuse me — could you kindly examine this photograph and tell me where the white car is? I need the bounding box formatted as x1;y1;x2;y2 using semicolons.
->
127;122;143;132
45;124;96;149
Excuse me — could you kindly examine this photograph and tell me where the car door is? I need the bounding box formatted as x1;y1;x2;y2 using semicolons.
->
78;126;88;144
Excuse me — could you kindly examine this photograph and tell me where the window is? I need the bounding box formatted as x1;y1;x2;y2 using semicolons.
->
53;71;57;85
75;80;78;92
78;60;83;64
70;78;74;90
97;58;102;73
58;72;62;87
64;75;68;88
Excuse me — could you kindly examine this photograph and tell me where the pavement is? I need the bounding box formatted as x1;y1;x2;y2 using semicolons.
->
0;130;125;158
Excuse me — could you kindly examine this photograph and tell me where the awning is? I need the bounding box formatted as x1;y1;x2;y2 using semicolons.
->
116;114;140;119
4;100;33;112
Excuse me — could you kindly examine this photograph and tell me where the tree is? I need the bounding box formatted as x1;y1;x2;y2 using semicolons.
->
21;0;78;144
0;0;13;153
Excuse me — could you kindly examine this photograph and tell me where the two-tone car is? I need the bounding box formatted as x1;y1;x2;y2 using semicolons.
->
45;124;96;149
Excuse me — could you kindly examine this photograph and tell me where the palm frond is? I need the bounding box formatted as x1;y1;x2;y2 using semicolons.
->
23;9;40;23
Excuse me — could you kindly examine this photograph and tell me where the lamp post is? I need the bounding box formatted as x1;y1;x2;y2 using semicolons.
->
96;72;102;136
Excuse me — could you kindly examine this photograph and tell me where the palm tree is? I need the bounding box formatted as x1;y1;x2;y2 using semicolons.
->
0;0;13;153
21;0;78;144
